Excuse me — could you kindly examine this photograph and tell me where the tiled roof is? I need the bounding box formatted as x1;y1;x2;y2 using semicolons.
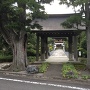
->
32;14;85;31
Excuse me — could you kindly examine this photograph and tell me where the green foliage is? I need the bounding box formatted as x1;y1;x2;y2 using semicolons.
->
80;36;87;50
28;56;36;63
0;0;52;70
78;31;86;50
62;63;79;79
59;0;90;28
77;31;87;57
38;0;54;4
27;49;36;56
61;14;82;29
48;38;54;51
78;48;87;57
73;63;86;70
60;0;88;59
39;62;49;73
0;55;12;62
49;44;53;51
64;38;68;51
0;35;12;56
59;0;88;7
78;57;87;64
27;0;47;20
27;33;37;56
81;75;90;80
48;38;54;44
0;0;48;37
62;62;90;80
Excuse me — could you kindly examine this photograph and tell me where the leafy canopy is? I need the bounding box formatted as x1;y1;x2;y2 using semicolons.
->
59;0;90;29
0;0;49;35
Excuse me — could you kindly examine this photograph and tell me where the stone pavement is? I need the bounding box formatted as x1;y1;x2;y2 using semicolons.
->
43;64;63;79
42;49;68;79
45;49;69;64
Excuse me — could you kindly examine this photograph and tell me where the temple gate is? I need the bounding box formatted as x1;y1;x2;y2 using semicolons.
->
31;14;85;61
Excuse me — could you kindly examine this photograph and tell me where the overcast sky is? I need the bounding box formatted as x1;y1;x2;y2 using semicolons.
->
44;0;75;14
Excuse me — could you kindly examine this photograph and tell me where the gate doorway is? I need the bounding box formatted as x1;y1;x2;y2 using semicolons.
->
31;14;85;62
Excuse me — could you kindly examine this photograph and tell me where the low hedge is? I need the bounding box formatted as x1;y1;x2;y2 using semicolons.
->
0;55;12;62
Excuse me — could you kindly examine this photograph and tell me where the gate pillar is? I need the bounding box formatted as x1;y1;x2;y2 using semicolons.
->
36;34;39;61
68;36;73;60
41;36;45;61
73;35;78;61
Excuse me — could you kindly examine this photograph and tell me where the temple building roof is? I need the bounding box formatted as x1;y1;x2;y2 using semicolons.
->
32;14;85;31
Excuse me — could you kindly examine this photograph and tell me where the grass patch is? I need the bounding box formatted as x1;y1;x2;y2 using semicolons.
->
81;75;90;80
62;62;90;80
62;63;79;79
39;62;49;73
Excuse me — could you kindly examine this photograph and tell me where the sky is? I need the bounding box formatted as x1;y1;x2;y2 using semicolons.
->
15;0;79;14
44;0;75;14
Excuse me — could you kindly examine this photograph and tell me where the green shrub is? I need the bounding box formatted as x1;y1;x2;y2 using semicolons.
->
62;63;78;79
39;62;49;73
78;48;87;58
28;56;36;63
27;49;36;56
81;75;90;80
0;55;12;62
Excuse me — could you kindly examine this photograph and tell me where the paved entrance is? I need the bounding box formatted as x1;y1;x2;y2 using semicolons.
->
43;49;69;78
43;64;63;79
45;49;69;64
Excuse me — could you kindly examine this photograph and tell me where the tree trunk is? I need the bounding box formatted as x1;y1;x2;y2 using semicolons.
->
9;33;28;71
86;29;90;69
85;3;90;69
0;1;28;71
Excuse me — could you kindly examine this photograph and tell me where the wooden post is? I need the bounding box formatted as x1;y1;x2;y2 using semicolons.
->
45;37;48;59
73;36;78;61
68;36;73;61
41;36;45;61
36;35;39;61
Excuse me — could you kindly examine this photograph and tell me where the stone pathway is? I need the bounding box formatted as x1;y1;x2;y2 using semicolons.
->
45;49;69;64
44;50;66;79
43;64;62;79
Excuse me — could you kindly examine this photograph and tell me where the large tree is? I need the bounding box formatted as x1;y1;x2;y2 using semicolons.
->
0;0;53;71
59;0;90;68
